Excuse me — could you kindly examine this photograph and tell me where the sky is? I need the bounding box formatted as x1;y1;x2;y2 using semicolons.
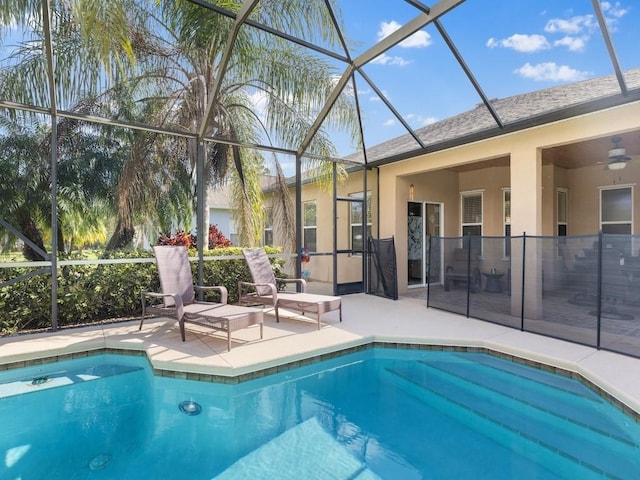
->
313;0;640;162
0;1;637;177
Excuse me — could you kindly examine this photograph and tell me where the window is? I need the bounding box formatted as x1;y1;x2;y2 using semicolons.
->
461;191;483;237
350;191;372;253
461;191;483;254
600;186;632;234
263;208;273;246
503;189;511;258
303;201;317;252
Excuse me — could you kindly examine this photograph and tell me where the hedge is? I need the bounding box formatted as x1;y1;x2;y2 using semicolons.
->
0;246;284;335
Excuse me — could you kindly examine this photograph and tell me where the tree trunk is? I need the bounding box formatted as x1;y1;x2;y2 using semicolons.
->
18;214;47;261
105;218;135;250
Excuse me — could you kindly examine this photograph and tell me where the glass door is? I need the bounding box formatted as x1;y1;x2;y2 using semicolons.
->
408;201;443;286
408;202;423;285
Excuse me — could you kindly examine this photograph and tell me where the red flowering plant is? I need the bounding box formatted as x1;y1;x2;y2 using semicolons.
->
208;224;232;248
157;230;196;248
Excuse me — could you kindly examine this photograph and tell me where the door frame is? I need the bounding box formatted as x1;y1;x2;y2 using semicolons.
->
335;195;366;295
408;200;444;288
425;201;444;287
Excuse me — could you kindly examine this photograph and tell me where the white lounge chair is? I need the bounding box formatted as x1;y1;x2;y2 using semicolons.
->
140;245;263;350
239;248;342;329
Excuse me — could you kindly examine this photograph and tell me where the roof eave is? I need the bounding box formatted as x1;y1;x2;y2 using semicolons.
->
365;89;640;169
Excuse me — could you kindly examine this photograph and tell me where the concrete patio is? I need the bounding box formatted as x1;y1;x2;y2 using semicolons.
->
2;293;640;419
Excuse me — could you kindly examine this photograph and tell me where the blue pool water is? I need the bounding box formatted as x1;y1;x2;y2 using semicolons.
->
1;348;640;479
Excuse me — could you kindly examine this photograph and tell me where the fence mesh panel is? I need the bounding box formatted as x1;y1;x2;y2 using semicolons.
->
426;234;640;358
368;237;398;300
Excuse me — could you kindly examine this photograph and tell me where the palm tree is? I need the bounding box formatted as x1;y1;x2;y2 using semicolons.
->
1;0;360;250
0;116;126;259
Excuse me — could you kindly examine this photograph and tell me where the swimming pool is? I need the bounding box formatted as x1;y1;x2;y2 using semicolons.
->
2;348;640;479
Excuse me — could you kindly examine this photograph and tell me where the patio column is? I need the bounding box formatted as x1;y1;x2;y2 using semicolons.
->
510;144;542;319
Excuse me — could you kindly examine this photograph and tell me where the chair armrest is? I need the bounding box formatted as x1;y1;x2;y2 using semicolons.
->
238;280;278;299
275;277;306;293
141;291;184;320
194;285;228;304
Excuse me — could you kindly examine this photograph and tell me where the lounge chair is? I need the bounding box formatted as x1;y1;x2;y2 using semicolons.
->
239;248;342;329
140;245;263;351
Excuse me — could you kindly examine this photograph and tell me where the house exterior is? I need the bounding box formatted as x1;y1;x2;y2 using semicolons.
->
264;69;640;299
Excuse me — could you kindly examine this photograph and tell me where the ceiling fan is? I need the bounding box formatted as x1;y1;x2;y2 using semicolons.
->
605;136;639;170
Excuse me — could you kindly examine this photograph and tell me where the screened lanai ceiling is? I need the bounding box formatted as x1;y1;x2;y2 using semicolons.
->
0;0;639;173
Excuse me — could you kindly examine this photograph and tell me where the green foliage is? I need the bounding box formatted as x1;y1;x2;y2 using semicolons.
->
0;247;284;335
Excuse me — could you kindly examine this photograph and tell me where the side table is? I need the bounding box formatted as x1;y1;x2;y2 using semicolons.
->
483;272;504;293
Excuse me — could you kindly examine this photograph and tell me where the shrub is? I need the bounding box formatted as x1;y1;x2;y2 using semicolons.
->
0;246;284;335
208;224;232;248
157;230;196;247
156;226;232;249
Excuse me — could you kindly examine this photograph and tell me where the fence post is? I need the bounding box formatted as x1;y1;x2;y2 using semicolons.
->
520;232;526;331
596;231;603;349
426;235;432;308
466;234;471;318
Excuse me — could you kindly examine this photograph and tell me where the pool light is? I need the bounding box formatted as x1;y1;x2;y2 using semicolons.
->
179;400;202;416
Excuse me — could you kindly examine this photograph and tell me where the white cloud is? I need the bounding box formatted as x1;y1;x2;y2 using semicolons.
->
383;119;395;127
406;113;438;126
544;15;596;34
369;89;390;102
601;1;628;18
370;53;411;67
600;1;628;32
247;89;268;115
553;36;588;52
377;20;431;48
514;62;590;82
486;34;550;52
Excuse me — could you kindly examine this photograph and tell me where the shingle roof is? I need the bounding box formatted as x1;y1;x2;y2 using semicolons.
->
347;68;640;166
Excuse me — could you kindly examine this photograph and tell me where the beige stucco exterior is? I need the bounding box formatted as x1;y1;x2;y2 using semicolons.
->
379;101;640;294
266;101;640;295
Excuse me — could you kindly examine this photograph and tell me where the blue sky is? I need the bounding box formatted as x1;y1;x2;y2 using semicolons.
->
320;0;639;159
0;1;637;176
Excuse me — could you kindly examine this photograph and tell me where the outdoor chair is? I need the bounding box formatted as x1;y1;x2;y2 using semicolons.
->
239;248;342;329
444;247;481;292
140;245;263;351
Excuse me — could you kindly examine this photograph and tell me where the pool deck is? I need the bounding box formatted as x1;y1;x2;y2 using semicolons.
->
2;293;640;417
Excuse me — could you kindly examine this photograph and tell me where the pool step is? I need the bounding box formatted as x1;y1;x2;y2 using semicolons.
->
383;359;640;480
421;355;634;444
451;352;601;400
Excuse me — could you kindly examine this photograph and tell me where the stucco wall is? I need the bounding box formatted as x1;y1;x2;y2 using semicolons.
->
378;101;640;294
263;101;640;294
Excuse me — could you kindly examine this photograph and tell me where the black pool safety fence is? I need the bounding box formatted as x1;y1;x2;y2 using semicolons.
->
426;234;640;359
368;236;398;301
